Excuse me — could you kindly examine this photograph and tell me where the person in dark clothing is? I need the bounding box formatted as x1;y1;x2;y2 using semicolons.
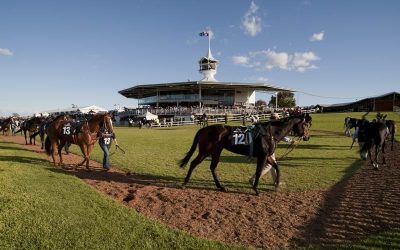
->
98;128;117;171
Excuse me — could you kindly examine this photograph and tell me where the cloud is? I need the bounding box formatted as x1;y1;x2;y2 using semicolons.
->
264;50;290;70
309;31;324;41
255;76;269;82
233;49;319;72
232;55;250;66
0;48;13;56
242;1;262;37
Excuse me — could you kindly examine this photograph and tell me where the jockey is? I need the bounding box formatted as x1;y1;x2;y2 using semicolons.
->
98;126;117;171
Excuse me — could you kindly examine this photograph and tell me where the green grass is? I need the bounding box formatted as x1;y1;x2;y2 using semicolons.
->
0;141;229;249
70;112;400;192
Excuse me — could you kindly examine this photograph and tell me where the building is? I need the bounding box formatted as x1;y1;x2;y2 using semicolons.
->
45;105;108;115
119;34;294;109
316;92;400;112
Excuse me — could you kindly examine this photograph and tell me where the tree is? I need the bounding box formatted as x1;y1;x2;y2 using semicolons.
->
268;92;296;108
255;99;267;107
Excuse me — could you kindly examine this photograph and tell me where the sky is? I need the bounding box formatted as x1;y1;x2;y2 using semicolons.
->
1;0;399;115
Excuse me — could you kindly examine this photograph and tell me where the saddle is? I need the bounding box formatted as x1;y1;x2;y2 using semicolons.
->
62;121;85;136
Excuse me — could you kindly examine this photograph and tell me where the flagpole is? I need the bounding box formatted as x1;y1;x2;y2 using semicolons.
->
208;33;211;53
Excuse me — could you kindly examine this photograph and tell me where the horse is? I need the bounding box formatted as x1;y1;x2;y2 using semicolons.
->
19;117;44;145
357;119;389;170
344;117;362;137
0;117;13;136
139;118;153;128
196;115;208;128
376;113;396;151
29;115;69;150
179;113;311;195
45;113;114;170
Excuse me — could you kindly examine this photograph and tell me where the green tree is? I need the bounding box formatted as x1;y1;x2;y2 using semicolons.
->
255;99;267;107
268;92;296;108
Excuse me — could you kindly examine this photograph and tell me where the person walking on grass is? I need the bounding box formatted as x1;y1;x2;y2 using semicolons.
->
98;126;117;171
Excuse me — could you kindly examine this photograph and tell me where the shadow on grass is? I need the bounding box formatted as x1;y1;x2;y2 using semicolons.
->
0;155;48;164
0;145;34;152
294;142;400;247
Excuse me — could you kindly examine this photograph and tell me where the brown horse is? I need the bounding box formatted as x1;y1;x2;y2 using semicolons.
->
30;114;69;150
180;113;311;195
45;113;114;170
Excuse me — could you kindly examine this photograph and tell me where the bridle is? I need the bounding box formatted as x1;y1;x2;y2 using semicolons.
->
277;118;310;160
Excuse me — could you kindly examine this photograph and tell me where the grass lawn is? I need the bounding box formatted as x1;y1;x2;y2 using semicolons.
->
0;141;229;249
71;112;400;192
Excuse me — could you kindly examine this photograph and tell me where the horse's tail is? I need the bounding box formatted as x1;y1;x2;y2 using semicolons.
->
44;136;52;155
179;129;202;168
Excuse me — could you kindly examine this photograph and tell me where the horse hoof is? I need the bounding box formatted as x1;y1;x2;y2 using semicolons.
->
219;187;226;192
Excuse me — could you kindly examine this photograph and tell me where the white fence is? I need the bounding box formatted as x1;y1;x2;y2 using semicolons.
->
127;109;316;128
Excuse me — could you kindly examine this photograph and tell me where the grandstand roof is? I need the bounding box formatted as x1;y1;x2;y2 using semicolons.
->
119;81;295;99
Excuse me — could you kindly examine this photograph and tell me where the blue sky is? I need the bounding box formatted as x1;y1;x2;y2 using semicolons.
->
1;0;399;115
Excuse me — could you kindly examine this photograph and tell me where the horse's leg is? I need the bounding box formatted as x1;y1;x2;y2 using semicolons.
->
85;144;94;170
210;147;225;191
50;140;58;166
373;145;380;170
249;153;276;185
40;134;44;150
24;130;28;144
57;140;66;166
382;141;386;165
268;156;280;188
252;156;268;196
183;154;207;187
249;164;272;186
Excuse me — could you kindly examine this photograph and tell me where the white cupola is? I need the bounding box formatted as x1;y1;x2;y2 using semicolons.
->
198;31;219;82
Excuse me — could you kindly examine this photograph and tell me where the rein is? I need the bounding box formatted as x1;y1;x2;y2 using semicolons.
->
276;119;310;161
276;136;302;161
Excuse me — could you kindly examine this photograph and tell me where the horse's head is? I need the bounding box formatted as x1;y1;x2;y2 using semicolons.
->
376;113;387;122
101;113;114;133
292;113;311;141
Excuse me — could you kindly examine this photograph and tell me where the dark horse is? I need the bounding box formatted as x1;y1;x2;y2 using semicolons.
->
0;117;13;135
17;116;44;145
180;113;311;195
344;117;362;137
45;113;114;170
357;119;389;170
376;113;396;151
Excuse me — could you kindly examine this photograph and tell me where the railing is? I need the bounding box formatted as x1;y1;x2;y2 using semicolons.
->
116;109;317;127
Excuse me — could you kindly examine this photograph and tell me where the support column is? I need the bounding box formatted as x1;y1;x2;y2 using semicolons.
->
393;93;396;111
156;89;159;108
275;92;278;109
199;85;202;114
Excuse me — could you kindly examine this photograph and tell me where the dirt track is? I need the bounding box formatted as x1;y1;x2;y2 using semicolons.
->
1;135;399;248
